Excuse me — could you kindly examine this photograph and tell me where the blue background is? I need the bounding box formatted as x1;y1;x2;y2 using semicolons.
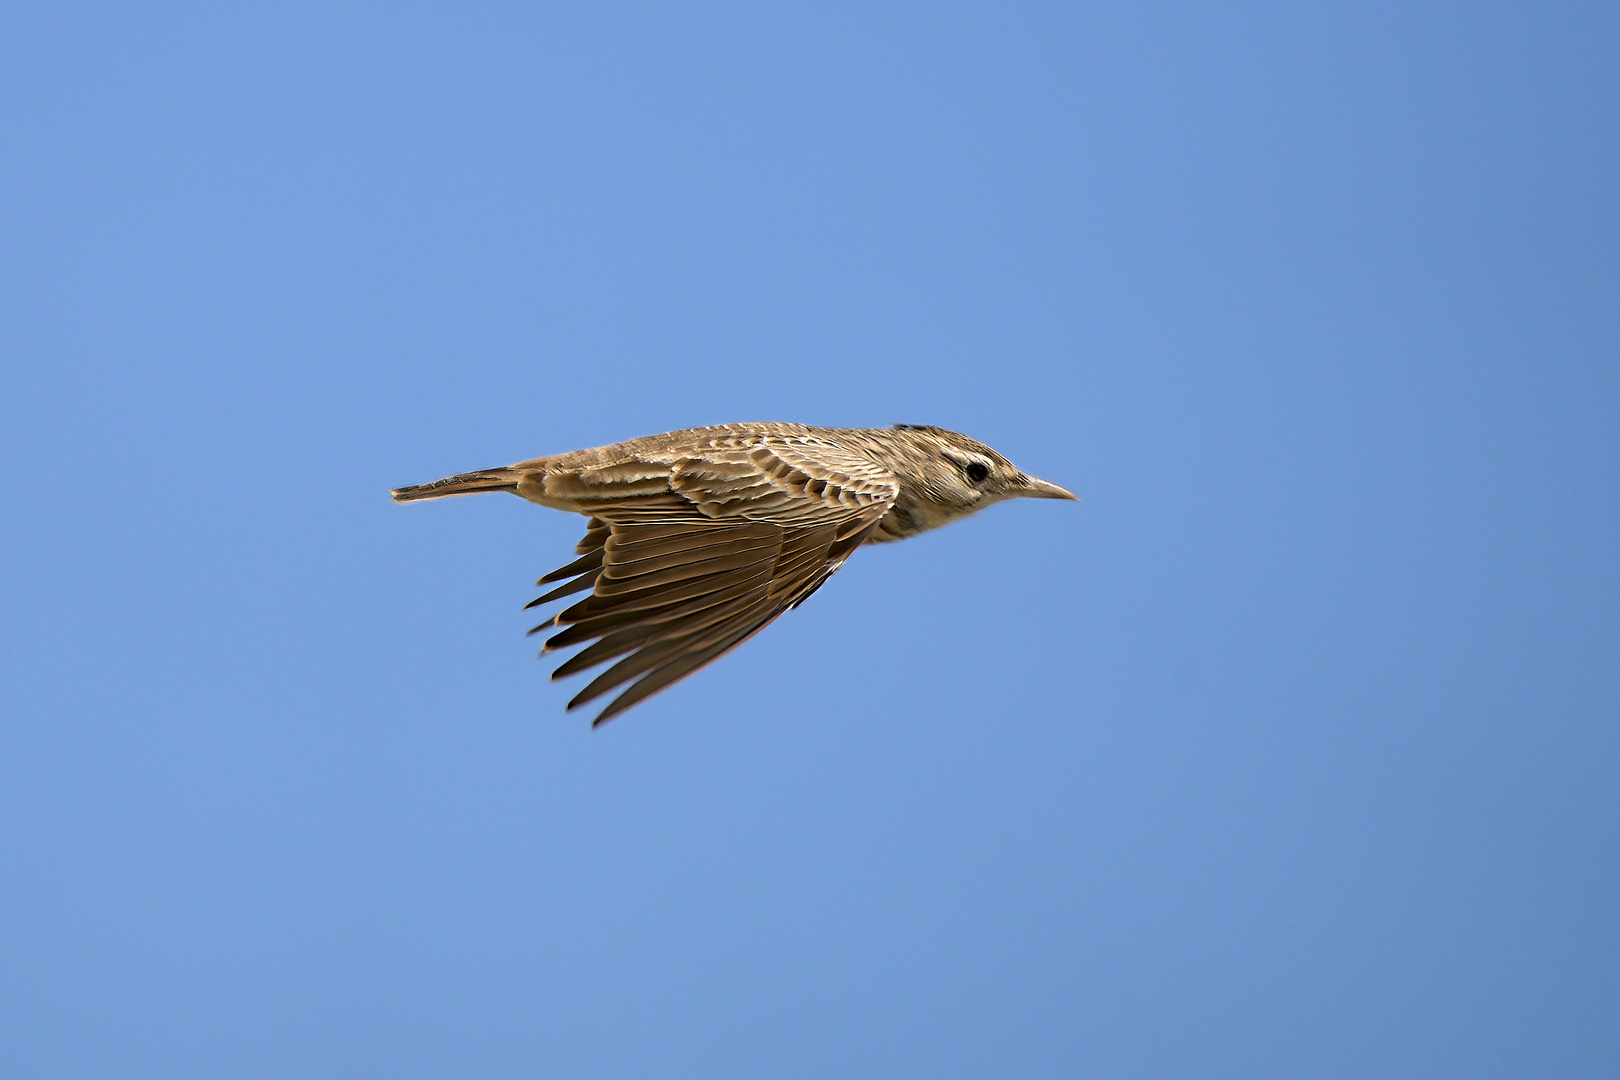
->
3;3;1616;1076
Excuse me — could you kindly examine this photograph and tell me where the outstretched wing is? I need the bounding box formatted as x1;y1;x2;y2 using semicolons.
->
526;437;899;725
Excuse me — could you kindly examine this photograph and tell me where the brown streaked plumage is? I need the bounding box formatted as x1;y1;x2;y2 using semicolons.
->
392;422;1077;725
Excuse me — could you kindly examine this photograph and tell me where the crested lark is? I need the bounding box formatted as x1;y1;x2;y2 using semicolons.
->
393;423;1077;725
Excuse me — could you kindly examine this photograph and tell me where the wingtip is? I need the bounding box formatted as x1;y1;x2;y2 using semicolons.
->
567;684;625;726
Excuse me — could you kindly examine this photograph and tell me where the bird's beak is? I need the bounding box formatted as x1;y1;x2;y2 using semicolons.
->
1017;474;1079;500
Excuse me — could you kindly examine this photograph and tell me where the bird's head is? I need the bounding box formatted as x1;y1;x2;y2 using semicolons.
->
868;424;1077;539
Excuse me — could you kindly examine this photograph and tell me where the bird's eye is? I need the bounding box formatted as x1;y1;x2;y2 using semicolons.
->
964;461;990;483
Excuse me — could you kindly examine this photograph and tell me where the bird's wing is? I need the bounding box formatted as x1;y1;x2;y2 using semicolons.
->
526;437;899;725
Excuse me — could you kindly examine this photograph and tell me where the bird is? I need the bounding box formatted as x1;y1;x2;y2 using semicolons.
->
392;422;1077;726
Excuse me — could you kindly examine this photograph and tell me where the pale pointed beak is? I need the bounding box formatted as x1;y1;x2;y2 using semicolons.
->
1017;474;1079;500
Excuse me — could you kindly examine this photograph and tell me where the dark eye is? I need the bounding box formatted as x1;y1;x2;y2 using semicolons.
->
964;461;990;483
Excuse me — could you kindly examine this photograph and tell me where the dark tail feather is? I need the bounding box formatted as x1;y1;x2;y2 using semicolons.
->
390;468;520;502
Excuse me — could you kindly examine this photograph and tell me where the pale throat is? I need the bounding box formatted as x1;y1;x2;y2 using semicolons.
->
870;491;988;543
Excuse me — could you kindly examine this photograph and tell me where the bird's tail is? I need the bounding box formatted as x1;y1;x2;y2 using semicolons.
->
390;468;521;502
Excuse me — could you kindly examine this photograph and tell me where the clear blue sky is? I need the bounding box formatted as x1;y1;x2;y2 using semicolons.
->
2;3;1616;1077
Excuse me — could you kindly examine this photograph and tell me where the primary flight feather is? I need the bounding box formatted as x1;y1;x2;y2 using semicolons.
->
392;422;1077;726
